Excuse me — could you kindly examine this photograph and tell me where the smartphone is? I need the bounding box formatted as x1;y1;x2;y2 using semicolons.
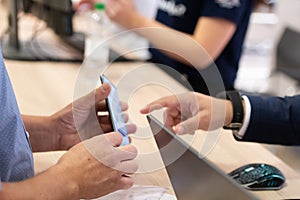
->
100;74;130;146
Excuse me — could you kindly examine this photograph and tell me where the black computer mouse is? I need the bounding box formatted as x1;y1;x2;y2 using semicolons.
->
228;163;286;190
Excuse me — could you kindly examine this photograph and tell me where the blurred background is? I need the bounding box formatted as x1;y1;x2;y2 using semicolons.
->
1;0;300;176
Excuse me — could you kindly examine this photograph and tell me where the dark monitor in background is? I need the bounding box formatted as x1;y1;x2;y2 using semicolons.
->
1;0;84;61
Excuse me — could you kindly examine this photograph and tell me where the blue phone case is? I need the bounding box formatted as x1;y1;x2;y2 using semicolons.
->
100;75;129;146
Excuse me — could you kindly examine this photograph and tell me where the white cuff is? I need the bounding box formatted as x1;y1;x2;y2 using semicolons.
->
233;95;251;139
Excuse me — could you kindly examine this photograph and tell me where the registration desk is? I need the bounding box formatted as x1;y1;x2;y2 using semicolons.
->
5;59;300;200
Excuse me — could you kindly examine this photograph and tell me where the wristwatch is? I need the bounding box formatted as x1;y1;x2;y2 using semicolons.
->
223;91;244;130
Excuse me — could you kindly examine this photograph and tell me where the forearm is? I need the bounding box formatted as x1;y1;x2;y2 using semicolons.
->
129;15;212;68
22;115;57;152
0;165;79;200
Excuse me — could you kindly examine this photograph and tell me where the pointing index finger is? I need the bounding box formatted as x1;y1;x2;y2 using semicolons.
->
140;96;176;114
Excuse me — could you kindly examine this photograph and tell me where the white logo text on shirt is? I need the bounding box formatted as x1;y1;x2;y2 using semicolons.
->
159;0;187;17
215;0;240;9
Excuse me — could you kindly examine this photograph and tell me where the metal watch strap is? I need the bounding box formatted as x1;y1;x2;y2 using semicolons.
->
223;91;244;130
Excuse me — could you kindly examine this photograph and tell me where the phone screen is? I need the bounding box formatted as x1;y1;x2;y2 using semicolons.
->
100;75;129;146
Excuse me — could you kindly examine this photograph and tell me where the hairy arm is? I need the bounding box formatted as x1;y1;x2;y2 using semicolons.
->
0;133;138;200
0;165;79;200
22;115;59;152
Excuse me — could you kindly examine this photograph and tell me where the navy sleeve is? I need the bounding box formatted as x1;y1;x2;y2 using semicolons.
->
237;95;300;145
201;0;254;25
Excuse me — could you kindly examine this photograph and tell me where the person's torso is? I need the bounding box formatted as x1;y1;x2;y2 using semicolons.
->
150;0;254;92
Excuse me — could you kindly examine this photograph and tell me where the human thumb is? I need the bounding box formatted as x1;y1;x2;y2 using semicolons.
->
94;83;111;103
174;115;200;135
74;83;111;110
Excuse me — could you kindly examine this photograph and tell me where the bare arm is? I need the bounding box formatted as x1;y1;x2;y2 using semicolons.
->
106;0;236;68
22;115;56;152
0;133;138;200
0;165;78;200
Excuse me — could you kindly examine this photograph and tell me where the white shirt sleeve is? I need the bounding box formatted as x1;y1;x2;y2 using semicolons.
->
233;95;251;139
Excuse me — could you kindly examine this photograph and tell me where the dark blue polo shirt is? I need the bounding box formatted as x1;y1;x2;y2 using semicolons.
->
150;0;254;95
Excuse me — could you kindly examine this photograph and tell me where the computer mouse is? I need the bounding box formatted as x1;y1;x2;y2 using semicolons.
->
228;163;286;190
